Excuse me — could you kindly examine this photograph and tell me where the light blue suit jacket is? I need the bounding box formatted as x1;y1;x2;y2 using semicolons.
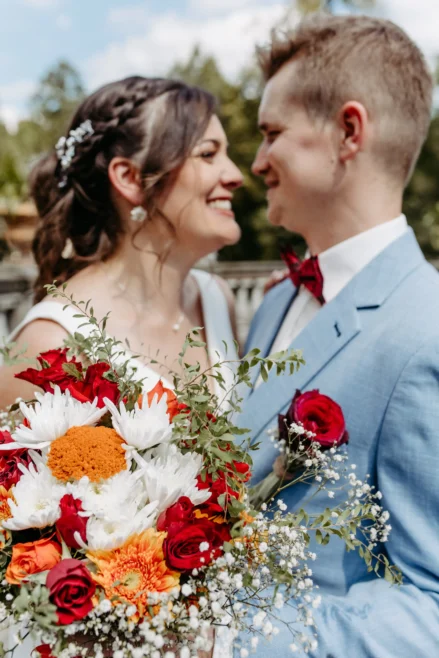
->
237;230;439;657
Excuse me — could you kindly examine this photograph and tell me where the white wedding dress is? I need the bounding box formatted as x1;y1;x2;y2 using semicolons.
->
3;268;235;657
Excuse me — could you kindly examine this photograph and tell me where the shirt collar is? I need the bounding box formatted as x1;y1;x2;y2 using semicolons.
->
316;214;408;303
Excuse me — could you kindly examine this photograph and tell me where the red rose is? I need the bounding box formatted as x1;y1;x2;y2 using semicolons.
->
164;518;231;572
157;496;194;532
67;363;119;408
0;430;31;490
56;494;88;549
15;348;82;394
279;389;348;449
46;558;95;625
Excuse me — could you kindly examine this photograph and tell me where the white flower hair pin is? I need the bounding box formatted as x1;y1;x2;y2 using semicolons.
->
55;119;94;187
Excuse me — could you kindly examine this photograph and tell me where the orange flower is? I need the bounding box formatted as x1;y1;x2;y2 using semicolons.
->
193;508;227;525
6;536;62;584
87;529;180;617
141;381;183;421
0;486;14;549
47;426;127;482
0;485;14;522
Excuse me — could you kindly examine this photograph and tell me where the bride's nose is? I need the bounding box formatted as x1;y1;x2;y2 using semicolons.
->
220;158;243;190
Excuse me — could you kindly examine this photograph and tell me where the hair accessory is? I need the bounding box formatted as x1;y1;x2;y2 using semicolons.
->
61;238;75;260
130;206;147;223
55;120;94;186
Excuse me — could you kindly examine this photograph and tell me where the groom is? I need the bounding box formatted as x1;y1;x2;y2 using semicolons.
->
239;14;439;658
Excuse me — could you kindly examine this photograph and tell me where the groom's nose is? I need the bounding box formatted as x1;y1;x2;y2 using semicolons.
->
252;142;269;177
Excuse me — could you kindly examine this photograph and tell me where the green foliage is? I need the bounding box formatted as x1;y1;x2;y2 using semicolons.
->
30;59;86;148
404;114;439;258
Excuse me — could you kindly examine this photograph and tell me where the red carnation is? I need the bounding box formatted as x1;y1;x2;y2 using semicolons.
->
67;363;119;408
15;348;82;394
46;558;95;625
0;430;31;490
56;494;88;549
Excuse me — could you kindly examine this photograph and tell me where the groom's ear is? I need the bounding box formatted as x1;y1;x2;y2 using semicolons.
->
108;156;144;206
337;101;368;163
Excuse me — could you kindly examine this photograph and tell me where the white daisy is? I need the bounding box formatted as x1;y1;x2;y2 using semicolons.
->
4;462;66;530
9;388;106;450
104;395;172;452
67;470;148;522
135;444;211;514
81;500;159;551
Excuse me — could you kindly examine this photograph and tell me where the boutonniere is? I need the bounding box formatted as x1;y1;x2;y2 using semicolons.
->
250;389;349;508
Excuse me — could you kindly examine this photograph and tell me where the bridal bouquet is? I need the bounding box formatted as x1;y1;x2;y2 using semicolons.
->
0;289;401;658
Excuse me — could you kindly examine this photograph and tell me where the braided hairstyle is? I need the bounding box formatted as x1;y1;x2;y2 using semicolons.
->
30;76;216;302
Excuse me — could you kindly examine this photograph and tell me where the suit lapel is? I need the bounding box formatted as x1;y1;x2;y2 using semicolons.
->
248;281;297;387
241;287;361;441
241;229;426;441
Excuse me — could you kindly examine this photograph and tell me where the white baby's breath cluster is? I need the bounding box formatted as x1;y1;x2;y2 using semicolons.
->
55;120;94;172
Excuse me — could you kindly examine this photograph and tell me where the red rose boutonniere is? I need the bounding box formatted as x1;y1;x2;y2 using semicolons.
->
250;389;348;509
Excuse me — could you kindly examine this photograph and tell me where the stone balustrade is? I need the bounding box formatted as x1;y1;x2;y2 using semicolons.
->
0;260;283;346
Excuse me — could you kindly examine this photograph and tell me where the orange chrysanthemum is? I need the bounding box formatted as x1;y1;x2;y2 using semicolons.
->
47;425;127;482
0;486;13;548
0;485;13;522
87;529;180;617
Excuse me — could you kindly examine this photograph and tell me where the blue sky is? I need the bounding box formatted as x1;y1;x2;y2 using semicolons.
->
0;0;437;129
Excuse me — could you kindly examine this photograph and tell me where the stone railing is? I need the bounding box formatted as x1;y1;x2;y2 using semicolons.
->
203;260;282;345
0;260;282;345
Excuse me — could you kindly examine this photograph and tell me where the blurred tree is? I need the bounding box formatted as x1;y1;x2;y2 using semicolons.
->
0;122;26;205
297;0;375;12
30;60;85;148
404;115;439;259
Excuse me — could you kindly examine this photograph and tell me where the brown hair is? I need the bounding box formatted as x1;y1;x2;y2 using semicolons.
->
30;76;216;302
258;14;433;184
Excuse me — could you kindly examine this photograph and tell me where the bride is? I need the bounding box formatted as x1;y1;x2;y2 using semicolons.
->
0;75;243;406
0;75;243;658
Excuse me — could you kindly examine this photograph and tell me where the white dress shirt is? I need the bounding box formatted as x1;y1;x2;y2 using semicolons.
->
268;214;408;356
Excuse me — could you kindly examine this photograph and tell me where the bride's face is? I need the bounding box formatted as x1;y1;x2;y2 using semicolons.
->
158;115;243;257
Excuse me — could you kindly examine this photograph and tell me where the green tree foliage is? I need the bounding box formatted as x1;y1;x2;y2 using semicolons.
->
30;59;85;149
404;115;439;259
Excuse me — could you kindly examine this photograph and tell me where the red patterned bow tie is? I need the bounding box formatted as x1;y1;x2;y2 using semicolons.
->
281;247;325;305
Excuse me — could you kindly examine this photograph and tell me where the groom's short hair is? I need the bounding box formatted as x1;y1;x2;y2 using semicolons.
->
258;14;433;185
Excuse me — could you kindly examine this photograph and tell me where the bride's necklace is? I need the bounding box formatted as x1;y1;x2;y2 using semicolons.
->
101;264;186;333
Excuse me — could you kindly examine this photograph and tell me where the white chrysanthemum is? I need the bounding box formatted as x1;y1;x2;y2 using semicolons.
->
135;444;211;514
4;462;66;530
104;396;172;452
82;500;158;551
10;388;106;450
67;470;148;522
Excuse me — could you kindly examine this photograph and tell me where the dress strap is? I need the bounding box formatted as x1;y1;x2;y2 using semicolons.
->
8;301;90;343
191;269;237;400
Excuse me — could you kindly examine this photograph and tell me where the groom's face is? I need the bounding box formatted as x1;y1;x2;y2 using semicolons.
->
252;62;340;236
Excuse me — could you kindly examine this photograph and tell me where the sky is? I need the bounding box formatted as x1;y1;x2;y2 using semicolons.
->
0;0;438;130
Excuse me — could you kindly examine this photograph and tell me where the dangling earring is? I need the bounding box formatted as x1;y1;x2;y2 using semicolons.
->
61;238;75;259
130;206;147;223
